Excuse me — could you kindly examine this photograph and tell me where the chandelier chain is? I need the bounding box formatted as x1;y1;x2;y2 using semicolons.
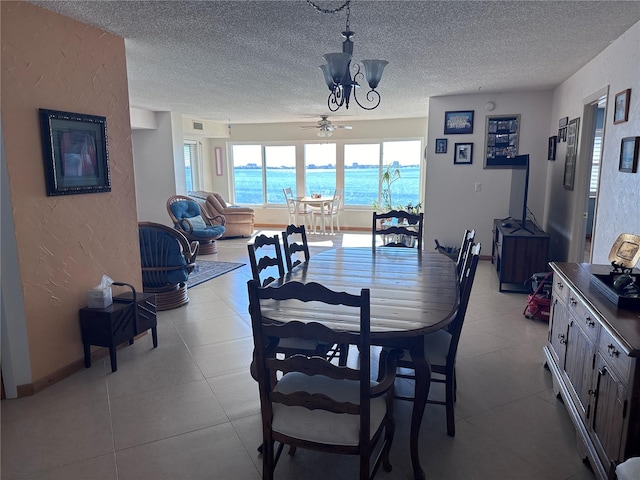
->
305;0;351;15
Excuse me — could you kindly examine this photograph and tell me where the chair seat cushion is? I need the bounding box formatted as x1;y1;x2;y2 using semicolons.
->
616;457;640;480
190;225;226;239
272;372;387;446
397;328;452;366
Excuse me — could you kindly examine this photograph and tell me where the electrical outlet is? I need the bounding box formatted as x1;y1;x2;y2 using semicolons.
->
474;182;482;192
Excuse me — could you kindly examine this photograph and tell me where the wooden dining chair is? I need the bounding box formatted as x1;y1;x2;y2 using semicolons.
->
372;210;424;249
378;242;481;437
248;279;402;480
247;234;286;287
281;224;310;272
247;233;347;366
455;229;476;282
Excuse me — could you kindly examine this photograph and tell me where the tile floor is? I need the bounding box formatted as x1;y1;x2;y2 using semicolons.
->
1;231;596;480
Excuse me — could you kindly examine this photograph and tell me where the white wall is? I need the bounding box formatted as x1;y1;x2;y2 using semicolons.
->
425;92;553;253
132;112;182;225
546;20;640;263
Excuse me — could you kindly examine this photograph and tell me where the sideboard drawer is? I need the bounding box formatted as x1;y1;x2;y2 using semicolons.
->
599;329;631;380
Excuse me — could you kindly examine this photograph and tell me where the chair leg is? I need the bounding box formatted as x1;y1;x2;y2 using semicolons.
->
381;415;395;472
445;372;456;437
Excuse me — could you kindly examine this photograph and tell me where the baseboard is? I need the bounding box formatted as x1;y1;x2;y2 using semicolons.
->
12;332;149;398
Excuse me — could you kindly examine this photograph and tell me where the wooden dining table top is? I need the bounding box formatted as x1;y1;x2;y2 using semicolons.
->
263;246;459;340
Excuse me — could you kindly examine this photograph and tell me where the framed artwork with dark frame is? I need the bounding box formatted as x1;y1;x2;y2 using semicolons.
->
444;110;474;134
435;138;447;154
484;114;520;168
563;117;580;190
614;89;631;124
39;109;110;196
619;137;639;173
548;136;557;160
454;143;473;164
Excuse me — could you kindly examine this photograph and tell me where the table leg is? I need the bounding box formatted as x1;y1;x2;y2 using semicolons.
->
409;340;430;480
321;202;326;234
151;326;158;348
108;342;118;372
83;343;91;368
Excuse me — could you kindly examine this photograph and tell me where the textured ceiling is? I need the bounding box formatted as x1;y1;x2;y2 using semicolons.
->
31;1;640;124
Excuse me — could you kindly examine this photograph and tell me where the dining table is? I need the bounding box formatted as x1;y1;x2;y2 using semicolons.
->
294;196;334;234
261;246;459;480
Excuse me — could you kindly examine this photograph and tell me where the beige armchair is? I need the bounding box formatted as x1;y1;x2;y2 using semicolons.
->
189;191;254;238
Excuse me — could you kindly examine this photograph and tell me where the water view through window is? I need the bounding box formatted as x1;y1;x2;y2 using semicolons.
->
232;140;421;207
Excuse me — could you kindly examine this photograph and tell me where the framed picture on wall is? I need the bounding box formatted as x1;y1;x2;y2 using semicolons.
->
548;136;557;160
563;117;580;190
215;147;224;176
435;138;447;154
614;89;631;124
39;109;111;196
454;143;473;164
444;111;474;134
619;137;639;173
484;114;520;168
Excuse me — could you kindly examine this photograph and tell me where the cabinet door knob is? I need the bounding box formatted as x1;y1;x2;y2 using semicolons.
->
588;389;597;397
558;333;567;345
585;317;595;328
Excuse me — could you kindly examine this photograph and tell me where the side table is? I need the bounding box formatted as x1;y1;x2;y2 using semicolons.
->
79;283;157;372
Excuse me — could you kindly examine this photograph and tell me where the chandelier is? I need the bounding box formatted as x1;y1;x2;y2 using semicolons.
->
309;0;388;111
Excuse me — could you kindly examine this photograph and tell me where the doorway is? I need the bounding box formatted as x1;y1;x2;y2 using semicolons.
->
580;94;607;262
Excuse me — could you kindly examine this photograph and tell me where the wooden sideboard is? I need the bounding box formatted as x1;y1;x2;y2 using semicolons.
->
491;219;550;292
543;262;640;480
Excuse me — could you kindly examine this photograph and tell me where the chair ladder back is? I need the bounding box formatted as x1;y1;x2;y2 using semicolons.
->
456;229;476;280
247;234;285;287
446;242;481;361
372;210;424;250
248;279;373;435
282;224;310;271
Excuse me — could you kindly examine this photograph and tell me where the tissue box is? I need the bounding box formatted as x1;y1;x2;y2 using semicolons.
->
87;288;112;309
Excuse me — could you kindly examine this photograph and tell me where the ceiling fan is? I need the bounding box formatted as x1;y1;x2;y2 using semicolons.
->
300;115;353;137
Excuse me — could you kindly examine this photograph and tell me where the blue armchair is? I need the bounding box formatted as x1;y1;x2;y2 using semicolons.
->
167;195;226;254
138;222;198;310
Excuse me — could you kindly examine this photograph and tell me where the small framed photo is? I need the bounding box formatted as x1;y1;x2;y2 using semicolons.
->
435;138;447;154
548;136;557;160
444;110;474;135
614;89;631;124
39;109;110;196
619;137;639;173
559;117;568;128
215;146;224;176
454;143;473;164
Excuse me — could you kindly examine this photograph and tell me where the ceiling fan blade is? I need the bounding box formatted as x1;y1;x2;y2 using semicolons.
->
336;125;353;130
300;126;319;129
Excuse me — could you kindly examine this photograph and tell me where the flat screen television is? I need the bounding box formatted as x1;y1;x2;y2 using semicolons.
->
507;154;531;232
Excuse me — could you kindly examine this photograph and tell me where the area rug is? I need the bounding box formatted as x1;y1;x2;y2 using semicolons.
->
187;260;245;288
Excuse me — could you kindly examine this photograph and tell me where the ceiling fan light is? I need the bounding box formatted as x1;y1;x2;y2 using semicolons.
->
323;53;352;84
361;59;388;89
317;128;333;138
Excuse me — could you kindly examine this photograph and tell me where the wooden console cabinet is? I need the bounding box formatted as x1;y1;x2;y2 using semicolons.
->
544;262;640;480
491;219;550;292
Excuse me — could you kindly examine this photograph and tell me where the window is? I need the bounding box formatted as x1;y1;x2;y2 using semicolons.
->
382;140;421;209
183;141;197;192
231;144;296;204
590;129;602;195
304;143;336;197
232;144;263;204
344;143;380;207
265;145;296;204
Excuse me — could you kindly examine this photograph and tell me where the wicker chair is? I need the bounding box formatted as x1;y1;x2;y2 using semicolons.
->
138;222;199;310
167;195;226;254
